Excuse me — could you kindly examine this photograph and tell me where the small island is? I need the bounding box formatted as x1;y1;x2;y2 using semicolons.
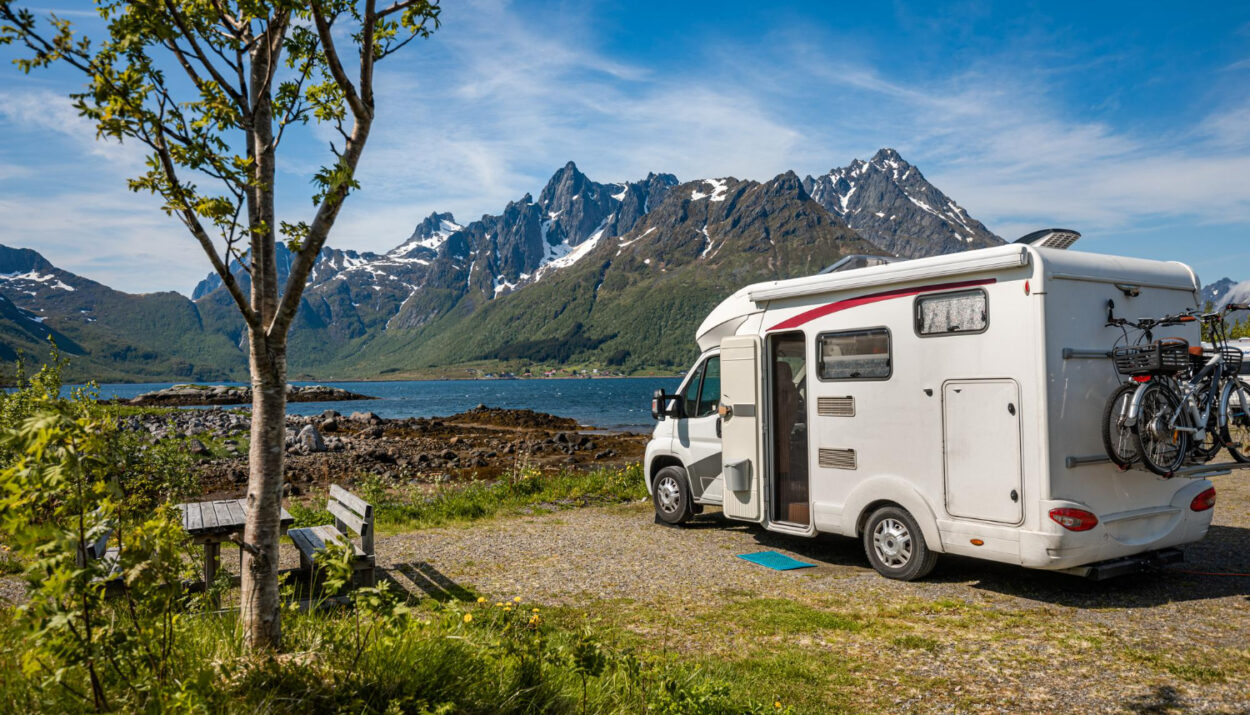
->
122;383;376;407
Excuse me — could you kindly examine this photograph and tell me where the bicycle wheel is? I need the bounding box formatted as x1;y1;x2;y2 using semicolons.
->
1191;380;1222;463
1133;381;1190;476
1220;377;1250;463
1101;382;1139;468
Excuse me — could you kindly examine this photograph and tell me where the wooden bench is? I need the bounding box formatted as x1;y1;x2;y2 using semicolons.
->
75;525;123;594
288;485;376;588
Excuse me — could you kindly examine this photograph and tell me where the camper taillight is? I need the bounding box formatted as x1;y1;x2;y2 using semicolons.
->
1190;487;1217;512
1049;507;1099;532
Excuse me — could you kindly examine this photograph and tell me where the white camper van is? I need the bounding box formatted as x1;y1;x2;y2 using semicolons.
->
644;232;1235;580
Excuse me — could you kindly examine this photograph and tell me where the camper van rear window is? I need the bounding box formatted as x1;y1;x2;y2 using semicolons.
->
915;289;988;336
817;328;891;381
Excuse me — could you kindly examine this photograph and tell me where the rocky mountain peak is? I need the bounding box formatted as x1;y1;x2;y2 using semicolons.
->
803;148;1001;259
0;244;55;275
1202;277;1236;306
389;211;462;260
870;147;905;166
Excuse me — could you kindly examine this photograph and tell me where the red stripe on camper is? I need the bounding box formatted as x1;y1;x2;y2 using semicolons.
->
767;278;997;332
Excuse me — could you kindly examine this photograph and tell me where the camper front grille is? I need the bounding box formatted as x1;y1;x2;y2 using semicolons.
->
818;448;857;470
817;396;856;417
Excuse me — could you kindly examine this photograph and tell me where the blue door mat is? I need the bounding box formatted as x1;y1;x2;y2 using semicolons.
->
736;551;815;571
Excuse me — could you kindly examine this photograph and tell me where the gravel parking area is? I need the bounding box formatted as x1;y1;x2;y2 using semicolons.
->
376;472;1250;713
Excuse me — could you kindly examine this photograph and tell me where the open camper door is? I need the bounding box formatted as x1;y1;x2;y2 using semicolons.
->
720;335;763;522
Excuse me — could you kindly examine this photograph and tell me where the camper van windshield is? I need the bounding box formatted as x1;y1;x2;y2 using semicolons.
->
818;328;891;380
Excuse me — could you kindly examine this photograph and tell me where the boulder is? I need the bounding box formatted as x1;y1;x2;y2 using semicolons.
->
297;424;327;453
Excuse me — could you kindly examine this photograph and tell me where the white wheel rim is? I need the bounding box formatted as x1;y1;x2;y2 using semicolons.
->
656;475;681;514
873;518;912;568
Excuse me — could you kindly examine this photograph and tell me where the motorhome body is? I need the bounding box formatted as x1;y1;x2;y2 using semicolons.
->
644;242;1221;579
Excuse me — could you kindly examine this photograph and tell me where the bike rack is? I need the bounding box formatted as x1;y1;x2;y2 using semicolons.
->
1064;453;1250;478
1174;461;1250;479
1062;348;1113;360
1066;454;1112;468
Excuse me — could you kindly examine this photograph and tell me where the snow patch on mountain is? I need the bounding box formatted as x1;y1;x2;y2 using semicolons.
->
389;217;462;257
690;178;728;202
0;270;75;292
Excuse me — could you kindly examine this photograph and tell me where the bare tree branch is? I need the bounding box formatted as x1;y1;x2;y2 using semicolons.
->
310;3;368;120
360;0;377;109
161;0;250;115
150;131;259;328
271;119;372;335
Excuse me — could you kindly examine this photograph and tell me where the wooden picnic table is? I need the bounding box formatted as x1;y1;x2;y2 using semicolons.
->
177;499;294;599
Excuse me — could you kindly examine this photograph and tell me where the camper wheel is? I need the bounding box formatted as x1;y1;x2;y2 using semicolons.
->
863;506;938;581
653;466;694;525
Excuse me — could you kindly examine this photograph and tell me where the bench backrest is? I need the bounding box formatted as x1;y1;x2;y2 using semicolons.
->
328;484;374;556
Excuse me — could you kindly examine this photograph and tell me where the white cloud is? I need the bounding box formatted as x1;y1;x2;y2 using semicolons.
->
2;0;1249;293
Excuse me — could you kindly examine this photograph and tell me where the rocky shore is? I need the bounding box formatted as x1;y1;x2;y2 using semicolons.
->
119;383;375;407
118;404;647;498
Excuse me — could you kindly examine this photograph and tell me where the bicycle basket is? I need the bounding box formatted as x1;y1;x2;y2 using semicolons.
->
1113;339;1190;375
1222;346;1245;375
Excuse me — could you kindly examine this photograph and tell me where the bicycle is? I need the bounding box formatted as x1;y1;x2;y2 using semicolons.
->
1101;302;1250;476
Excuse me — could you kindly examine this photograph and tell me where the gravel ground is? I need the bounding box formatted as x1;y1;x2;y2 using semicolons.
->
3;472;1249;713
371;472;1250;714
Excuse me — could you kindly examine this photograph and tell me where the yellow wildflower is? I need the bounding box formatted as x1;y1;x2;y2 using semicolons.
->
463;614;473;624
532;608;540;613
477;596;487;603
513;596;522;603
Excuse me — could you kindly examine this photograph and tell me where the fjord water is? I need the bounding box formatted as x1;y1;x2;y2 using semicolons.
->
86;377;682;432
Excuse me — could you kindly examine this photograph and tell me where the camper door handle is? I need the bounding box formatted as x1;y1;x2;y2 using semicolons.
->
716;418;722;438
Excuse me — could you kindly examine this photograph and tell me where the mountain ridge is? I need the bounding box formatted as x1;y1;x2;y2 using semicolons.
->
4;150;1006;380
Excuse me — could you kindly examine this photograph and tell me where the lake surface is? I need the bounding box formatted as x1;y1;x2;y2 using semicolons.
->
83;378;683;432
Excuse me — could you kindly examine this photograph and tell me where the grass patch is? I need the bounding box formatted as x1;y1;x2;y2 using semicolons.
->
725;598;863;635
0;594;784;714
1125;648;1229;683
891;634;940;652
290;464;648;533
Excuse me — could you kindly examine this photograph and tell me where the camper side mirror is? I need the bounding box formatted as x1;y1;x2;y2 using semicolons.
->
651;389;682;420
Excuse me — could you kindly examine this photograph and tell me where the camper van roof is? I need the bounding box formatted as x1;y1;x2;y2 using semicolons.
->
694;244;1199;348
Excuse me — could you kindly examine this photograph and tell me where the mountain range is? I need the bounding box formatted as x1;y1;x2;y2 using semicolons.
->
2;149;1008;382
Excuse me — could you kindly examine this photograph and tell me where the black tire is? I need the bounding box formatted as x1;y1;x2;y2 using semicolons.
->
1220;378;1250;463
862;506;938;581
1133;381;1190;477
652;466;694;525
1101;382;1140;468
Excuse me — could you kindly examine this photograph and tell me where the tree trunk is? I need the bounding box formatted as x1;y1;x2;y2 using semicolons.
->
239;23;285;651
240;331;286;648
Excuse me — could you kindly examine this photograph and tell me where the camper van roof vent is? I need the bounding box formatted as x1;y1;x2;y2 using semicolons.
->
1014;228;1081;250
818;254;900;274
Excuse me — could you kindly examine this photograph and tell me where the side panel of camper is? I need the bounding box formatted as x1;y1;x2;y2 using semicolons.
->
749;259;1041;562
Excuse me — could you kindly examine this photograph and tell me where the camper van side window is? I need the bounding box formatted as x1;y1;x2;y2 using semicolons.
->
817;328;891;381
681;361;705;417
915;289;988;336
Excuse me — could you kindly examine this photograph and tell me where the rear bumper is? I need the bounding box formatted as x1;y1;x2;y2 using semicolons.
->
1018;479;1214;570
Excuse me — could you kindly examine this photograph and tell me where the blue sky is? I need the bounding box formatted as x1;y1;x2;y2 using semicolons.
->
1;0;1248;295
